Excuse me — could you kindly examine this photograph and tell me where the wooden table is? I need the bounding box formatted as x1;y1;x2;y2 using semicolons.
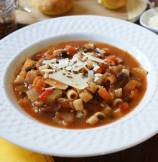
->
54;134;158;162
17;0;147;24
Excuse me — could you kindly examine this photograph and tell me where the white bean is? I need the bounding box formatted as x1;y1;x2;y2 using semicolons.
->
73;99;84;111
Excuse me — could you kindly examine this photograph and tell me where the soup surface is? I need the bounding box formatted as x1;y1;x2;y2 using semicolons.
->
13;41;147;129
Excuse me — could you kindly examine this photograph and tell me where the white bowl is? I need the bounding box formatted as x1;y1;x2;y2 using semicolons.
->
140;7;158;33
0;16;158;157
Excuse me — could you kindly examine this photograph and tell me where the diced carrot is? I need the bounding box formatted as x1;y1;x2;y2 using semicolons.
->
130;89;138;99
104;55;117;65
98;87;112;102
95;67;102;74
43;49;56;59
39;89;53;101
33;76;45;92
46;55;56;59
124;80;141;92
119;102;129;112
95;63;106;74
65;45;76;56
33;76;40;85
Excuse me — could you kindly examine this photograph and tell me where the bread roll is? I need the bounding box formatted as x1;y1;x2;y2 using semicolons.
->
31;0;73;16
0;138;53;162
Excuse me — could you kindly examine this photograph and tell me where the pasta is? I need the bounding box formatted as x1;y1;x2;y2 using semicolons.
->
66;89;78;100
86;112;105;125
73;99;84;111
79;90;93;103
13;41;147;129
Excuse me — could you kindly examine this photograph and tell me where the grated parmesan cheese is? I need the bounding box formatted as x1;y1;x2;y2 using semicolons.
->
49;70;88;89
39;50;106;89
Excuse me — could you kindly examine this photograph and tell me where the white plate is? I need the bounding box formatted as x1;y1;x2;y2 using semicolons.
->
140;7;158;33
0;16;158;157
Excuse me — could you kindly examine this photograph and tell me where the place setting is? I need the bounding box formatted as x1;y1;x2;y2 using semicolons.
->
0;0;158;162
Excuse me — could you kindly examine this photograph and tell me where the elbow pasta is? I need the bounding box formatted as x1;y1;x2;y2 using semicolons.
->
86;112;105;125
66;89;78;100
86;115;98;125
